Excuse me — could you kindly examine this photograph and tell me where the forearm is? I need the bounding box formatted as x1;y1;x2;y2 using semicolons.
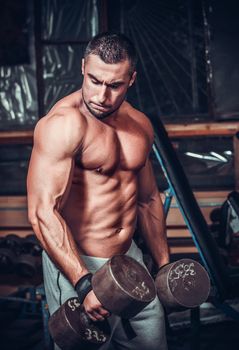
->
137;192;170;268
30;206;88;285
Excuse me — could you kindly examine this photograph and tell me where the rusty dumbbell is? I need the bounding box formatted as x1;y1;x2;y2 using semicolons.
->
16;234;42;278
48;255;156;350
155;258;210;312
49;298;111;350
48;256;210;349
0;234;23;273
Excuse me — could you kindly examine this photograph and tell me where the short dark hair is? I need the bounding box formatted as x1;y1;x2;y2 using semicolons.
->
84;32;137;74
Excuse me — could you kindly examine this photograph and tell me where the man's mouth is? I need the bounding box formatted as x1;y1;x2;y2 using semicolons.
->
90;103;111;112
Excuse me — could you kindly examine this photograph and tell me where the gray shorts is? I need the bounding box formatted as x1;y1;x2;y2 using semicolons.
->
42;240;168;350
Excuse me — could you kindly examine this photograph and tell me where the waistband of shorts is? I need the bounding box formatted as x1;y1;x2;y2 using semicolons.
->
42;239;143;273
79;239;142;271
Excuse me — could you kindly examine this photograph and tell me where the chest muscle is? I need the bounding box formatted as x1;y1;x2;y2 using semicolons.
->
75;123;149;174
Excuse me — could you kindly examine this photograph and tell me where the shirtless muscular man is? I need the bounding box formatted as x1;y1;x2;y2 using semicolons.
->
27;32;169;350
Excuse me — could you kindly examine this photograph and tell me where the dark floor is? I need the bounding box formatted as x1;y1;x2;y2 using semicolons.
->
0;297;239;350
167;300;239;350
167;320;239;350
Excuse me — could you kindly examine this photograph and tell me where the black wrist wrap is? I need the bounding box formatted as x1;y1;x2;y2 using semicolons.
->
75;273;93;304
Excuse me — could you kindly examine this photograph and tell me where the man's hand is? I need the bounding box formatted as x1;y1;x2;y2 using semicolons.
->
83;290;111;321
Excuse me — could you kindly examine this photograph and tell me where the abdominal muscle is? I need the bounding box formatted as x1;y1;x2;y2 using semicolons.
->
61;167;138;258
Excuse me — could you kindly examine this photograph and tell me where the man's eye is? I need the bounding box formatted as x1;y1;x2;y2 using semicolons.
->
110;84;119;90
92;80;100;85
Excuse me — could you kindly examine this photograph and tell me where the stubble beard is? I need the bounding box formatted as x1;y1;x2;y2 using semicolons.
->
82;90;126;120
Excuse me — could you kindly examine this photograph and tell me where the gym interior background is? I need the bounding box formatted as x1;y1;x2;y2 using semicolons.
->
0;0;239;349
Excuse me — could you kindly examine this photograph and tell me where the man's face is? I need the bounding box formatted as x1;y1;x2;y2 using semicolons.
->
81;54;136;119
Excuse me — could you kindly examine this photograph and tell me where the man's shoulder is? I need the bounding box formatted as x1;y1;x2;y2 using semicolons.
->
38;104;87;133
42;89;87;131
125;102;154;141
33;105;86;154
49;90;82;110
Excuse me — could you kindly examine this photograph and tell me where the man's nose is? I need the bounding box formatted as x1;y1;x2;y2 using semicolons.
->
98;85;108;104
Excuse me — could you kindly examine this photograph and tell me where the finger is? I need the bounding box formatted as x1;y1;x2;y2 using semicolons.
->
87;313;98;322
87;309;105;322
98;306;111;318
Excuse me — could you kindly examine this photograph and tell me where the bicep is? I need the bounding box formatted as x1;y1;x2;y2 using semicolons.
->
28;148;73;206
27;119;75;211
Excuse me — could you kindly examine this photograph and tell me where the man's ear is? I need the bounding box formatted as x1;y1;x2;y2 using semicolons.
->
81;59;85;75
129;71;137;87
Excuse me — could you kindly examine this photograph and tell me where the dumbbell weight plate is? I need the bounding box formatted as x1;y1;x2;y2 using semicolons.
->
23;234;42;256
48;297;110;350
155;259;210;311
92;255;156;318
16;254;37;277
49;256;155;349
0;248;16;273
5;234;23;253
